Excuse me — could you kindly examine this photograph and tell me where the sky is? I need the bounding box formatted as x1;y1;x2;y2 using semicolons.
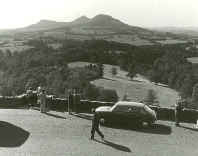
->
0;0;197;29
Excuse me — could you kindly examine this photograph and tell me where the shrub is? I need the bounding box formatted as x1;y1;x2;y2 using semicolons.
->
111;67;117;77
83;84;118;102
191;83;198;109
144;89;158;106
97;88;118;102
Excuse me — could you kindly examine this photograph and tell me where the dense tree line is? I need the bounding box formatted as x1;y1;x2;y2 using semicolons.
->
0;39;198;105
0;42;115;101
149;48;198;108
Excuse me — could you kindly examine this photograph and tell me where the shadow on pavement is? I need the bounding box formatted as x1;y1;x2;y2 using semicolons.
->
136;124;172;135
72;114;171;135
102;77;117;81
104;123;172;135
94;139;131;152
0;121;30;147
71;113;92;120
179;125;198;132
45;112;66;119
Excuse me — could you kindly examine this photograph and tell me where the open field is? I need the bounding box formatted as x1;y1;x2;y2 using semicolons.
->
187;57;198;64
0;109;198;156
156;39;187;44
0;41;33;53
0;45;32;53
68;62;178;107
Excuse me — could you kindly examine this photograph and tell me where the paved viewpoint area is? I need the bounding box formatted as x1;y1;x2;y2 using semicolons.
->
0;109;198;156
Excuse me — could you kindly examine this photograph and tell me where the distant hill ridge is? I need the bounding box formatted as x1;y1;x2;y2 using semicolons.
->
13;14;152;35
1;14;190;46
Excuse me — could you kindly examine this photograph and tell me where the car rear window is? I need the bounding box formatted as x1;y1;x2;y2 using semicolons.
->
113;105;141;113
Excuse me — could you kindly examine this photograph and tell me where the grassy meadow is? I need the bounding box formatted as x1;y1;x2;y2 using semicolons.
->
68;61;178;107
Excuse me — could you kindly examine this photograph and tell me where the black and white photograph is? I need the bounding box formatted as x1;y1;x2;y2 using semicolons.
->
0;0;198;155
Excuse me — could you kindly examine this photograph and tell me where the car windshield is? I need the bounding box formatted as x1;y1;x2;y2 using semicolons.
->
112;105;130;112
144;105;153;114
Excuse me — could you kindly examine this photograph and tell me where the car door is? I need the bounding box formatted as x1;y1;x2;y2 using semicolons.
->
112;105;134;123
127;106;142;122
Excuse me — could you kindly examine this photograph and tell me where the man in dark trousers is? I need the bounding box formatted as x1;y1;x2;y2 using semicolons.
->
91;109;104;140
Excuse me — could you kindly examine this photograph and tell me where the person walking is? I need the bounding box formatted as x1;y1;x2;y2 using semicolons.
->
40;89;47;113
91;109;104;140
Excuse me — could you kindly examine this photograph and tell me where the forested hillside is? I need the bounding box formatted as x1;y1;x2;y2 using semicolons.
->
0;39;198;107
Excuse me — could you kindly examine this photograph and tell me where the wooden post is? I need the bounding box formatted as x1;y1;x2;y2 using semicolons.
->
73;89;76;113
76;92;81;113
67;89;72;115
67;89;70;114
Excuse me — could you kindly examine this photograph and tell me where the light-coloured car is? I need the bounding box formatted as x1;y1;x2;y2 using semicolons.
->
95;101;157;126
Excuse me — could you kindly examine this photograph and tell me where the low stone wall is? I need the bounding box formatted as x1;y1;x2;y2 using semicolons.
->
0;96;27;108
49;98;67;112
149;106;198;123
0;95;198;123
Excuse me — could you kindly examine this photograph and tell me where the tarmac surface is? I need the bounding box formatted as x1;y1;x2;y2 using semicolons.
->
0;109;198;156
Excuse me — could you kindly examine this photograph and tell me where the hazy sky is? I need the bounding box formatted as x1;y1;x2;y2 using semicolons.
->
0;0;197;29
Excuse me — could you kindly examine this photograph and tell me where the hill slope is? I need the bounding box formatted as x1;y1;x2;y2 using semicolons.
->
15;20;69;32
1;14;187;46
68;61;178;107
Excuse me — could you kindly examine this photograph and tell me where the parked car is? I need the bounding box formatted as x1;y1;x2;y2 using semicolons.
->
95;101;157;126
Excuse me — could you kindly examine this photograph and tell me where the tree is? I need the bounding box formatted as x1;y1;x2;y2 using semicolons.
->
96;62;104;78
122;93;129;101
191;83;198;109
98;88;118;102
111;67;117;77
179;74;195;99
83;84;100;100
144;89;158;106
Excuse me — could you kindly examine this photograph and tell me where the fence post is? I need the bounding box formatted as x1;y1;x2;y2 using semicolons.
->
73;89;78;113
76;92;81;113
67;89;73;115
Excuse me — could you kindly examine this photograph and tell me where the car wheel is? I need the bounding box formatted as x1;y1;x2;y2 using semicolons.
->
135;121;143;128
147;121;154;127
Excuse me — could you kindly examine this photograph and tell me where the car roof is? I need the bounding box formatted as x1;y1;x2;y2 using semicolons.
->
115;101;145;108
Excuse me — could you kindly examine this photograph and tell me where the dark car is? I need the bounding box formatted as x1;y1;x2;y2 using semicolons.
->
95;101;157;126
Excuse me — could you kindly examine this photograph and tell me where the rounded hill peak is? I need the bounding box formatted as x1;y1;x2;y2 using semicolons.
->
92;14;113;20
87;14;125;28
72;16;90;25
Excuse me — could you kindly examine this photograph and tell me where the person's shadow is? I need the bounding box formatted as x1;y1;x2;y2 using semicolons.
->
179;125;198;132
0;121;30;147
45;112;66;119
94;139;131;153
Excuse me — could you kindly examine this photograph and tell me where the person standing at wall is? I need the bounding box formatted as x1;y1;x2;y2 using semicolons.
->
37;86;42;107
40;89;47;113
